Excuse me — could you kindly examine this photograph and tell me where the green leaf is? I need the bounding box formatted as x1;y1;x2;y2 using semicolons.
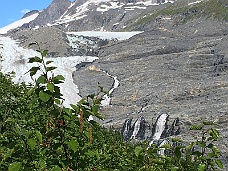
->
8;162;22;171
39;90;51;102
55;75;65;80
36;130;42;143
172;137;183;143
46;66;57;72
53;76;64;84
198;164;206;171
42;50;48;57
192;151;202;156
92;105;99;114
29;56;42;63
134;146;143;157
70;104;79;112
27;138;37;150
174;147;182;158
207;143;213;149
208;152;215;158
67;140;79;152
86;150;96;157
38;159;46;170
47;83;54;93
190;125;203;130
29;67;40;77
203;121;212;125
215;159;223;169
28;88;35;95
160;144;171;149
55;99;61;105
171;167;179;171
209;129;220;139
51;165;62;171
54;86;61;97
36;76;47;84
186;142;194;152
63;107;72;115
152;159;164;165
46;60;53;65
196;141;206;148
212;146;220;156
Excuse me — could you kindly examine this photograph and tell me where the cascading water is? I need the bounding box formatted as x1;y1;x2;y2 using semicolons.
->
101;70;120;106
131;116;146;140
121;113;179;145
121;118;132;141
149;113;169;145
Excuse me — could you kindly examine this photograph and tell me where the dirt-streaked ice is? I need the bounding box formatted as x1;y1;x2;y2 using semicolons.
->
0;36;98;107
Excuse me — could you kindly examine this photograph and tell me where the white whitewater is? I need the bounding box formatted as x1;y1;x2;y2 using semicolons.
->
149;113;169;145
122;118;132;140
131;116;144;139
101;71;120;106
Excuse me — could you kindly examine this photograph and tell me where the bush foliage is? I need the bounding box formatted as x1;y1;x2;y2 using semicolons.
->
0;48;223;170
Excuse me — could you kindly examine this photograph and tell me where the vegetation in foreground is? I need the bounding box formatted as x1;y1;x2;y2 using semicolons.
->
0;46;224;171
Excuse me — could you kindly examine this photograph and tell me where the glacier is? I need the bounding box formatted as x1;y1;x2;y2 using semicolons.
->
0;36;98;107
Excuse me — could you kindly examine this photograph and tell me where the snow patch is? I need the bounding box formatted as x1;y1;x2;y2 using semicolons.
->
0;13;39;34
188;0;203;5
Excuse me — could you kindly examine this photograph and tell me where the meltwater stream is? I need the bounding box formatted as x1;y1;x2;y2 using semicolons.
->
101;71;120;106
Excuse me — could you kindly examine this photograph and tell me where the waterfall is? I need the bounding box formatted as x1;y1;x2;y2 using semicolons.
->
121;118;132;140
130;116;146;140
149;113;169;145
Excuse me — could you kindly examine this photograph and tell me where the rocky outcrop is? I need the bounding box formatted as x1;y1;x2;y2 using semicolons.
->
30;0;71;27
22;10;39;19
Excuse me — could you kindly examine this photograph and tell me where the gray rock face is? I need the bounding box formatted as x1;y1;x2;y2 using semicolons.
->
21;10;39;19
8;27;71;57
30;0;71;27
73;18;228;169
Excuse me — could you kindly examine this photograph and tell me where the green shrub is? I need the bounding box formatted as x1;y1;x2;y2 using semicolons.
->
0;47;223;170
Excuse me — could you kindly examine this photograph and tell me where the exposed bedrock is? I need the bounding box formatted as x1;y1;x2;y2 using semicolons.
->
72;19;228;169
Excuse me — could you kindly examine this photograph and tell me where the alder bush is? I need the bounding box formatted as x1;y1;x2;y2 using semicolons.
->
0;47;223;171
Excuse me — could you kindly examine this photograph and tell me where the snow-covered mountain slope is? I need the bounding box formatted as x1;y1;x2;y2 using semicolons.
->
0;13;39;34
0;0;176;34
0;0;210;34
38;0;175;31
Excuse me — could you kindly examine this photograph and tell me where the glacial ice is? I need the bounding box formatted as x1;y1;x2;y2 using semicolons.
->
0;36;98;107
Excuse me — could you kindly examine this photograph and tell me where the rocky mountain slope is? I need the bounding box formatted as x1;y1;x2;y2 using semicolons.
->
1;0;228;169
